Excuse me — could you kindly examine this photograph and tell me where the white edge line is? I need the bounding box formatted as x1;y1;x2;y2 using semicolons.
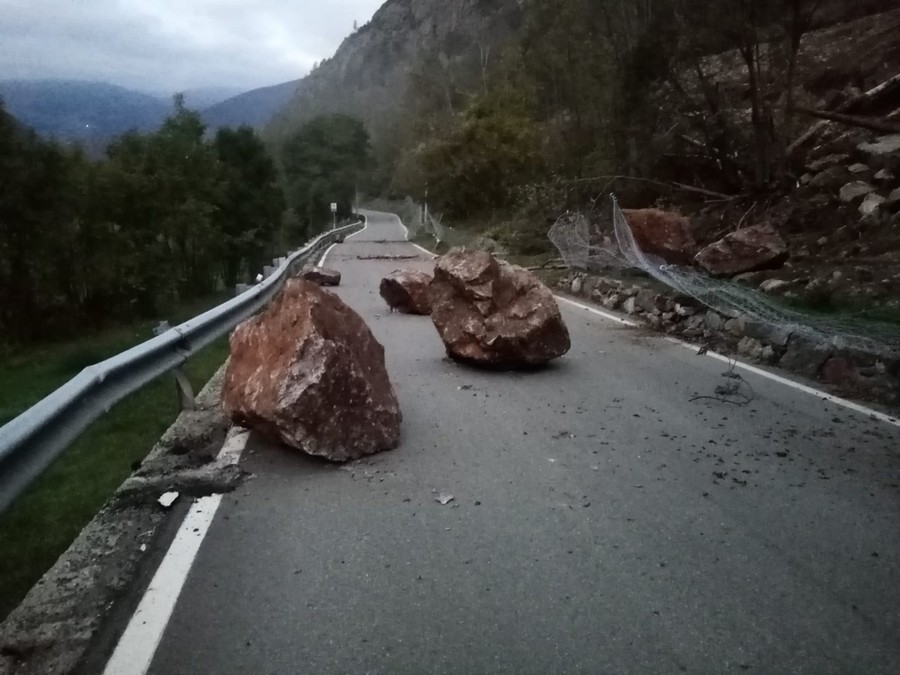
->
556;294;899;428
344;215;368;240
104;429;250;675
318;243;337;267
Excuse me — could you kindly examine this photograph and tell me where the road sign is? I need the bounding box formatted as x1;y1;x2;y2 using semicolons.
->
330;202;337;212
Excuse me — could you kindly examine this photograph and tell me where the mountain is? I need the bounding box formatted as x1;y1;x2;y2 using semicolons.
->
200;80;301;130
179;86;244;110
265;0;523;143
0;80;171;142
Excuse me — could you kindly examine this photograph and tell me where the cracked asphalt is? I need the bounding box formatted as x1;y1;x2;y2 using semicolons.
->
142;211;900;674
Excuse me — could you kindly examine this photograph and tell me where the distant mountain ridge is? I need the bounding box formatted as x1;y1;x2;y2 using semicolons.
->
199;79;301;130
0;80;171;142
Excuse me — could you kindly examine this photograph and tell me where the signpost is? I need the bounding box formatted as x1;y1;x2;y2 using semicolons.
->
330;202;337;230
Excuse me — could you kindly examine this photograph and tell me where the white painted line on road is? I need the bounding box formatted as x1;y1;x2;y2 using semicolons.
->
104;430;250;675
344;215;369;240
318;243;337;267
557;295;899;428
556;295;639;327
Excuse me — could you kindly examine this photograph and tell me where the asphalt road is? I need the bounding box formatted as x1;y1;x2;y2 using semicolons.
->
146;211;900;674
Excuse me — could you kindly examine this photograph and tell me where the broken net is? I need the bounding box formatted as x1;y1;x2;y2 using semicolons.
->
548;196;900;352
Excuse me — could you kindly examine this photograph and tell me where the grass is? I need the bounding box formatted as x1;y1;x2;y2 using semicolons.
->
0;298;231;621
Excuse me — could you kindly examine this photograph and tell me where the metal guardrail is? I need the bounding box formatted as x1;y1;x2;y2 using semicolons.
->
0;219;364;514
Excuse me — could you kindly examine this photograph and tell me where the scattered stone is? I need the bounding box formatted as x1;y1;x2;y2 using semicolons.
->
839;181;875;203
817;236;828;246
157;491;179;509
602;293;622;310
744;321;792;348
300;265;341;286
223;279;402;462
571;276;583;294
859;192;885;218
806;153;849;172
847;163;869;174
873;168;894;183
821;357;860;387
760;279;790;294
779;334;833;378
704;311;725;331
379;269;433;315
635;289;662;313
623;297;638;314
428;248;571;367
724;317;746;337
857;135;900;170
436;493;454;505
885;187;900;208
674;303;696;317
760;345;776;362
808;165;850;188
737;336;763;358
694;224;789;276
621;208;697;265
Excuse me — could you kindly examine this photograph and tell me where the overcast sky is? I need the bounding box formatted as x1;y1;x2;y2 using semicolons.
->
1;0;385;95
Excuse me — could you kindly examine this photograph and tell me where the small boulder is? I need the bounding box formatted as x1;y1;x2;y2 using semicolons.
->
808;165;850;188
839;181;875;203
885;187;900;209
859;192;885;218
379;270;433;315
759;279;790;294
223;279;401;462
857;135;900;171
621;208;697;265
428;248;570;367
300;265;341;286
694;224;789;277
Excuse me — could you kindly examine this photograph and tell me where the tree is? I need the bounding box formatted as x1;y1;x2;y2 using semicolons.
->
214;126;285;286
281;114;371;237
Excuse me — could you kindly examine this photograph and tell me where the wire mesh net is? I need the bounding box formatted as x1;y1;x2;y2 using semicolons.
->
549;195;900;352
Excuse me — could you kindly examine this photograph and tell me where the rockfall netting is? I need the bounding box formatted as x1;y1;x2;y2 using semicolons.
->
548;195;900;352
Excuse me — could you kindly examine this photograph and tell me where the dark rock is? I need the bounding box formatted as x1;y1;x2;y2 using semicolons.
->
694;224;789;277
808;165;850;189
857;135;900;171
379;269;433;315
223;279;401;461
821;357;860;387
621;208;697;265
779;335;833;378
300;265;341;286
428;248;570;367
839;181;875;203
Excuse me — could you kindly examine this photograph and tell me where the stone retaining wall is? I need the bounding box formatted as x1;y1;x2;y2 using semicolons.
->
560;272;900;405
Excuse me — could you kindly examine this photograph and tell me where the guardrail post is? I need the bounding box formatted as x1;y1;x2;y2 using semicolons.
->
153;322;195;411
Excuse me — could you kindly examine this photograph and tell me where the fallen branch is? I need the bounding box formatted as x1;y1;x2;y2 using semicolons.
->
791;107;900;134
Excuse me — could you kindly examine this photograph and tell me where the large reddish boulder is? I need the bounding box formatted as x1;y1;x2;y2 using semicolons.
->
694;224;789;277
380;270;432;315
300;265;341;286
223;279;401;461
621;208;697;265
428;248;571;367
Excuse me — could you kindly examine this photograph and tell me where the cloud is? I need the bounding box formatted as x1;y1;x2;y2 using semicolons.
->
0;0;384;94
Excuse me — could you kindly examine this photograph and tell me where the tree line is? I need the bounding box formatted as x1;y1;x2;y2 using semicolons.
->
0;95;371;346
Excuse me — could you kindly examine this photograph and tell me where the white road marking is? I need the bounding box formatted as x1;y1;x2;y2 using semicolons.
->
318;243;337;267
558;295;899;428
103;429;250;675
344;215;369;240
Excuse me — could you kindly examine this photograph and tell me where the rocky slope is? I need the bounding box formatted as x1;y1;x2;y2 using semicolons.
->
265;0;522;143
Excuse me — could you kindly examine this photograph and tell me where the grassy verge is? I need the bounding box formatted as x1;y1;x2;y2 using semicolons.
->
0;300;231;621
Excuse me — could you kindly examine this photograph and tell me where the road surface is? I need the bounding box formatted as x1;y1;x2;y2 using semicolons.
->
127;211;899;673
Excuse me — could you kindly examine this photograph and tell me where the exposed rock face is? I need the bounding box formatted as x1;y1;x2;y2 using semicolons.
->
694;224;789;277
428;248;570;367
223;279;401;461
622;208;697;265
300;265;341;286
380;269;432;314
